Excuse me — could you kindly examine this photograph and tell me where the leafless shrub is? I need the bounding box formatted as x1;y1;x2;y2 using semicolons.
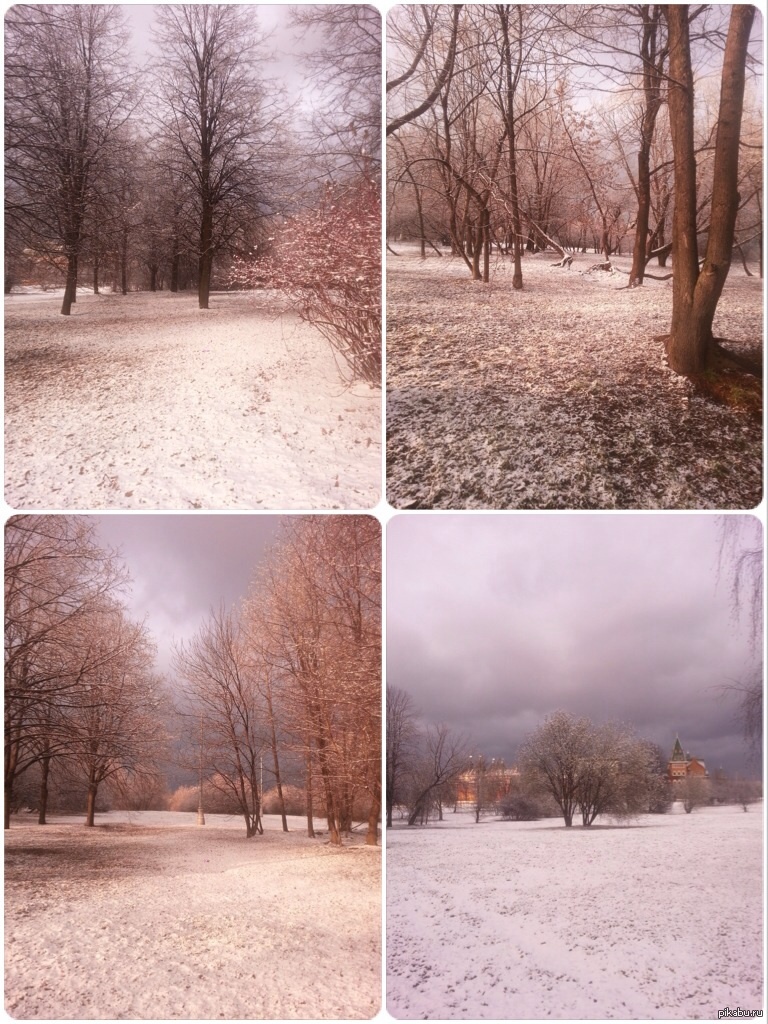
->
499;795;542;821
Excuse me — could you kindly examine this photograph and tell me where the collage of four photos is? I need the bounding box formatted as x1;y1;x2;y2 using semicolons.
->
3;3;765;1022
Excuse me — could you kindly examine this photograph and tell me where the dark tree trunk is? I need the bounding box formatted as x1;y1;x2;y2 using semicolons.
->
61;252;78;315
630;6;666;287
170;244;180;292
4;777;13;829
38;751;51;825
664;4;755;374
198;206;214;309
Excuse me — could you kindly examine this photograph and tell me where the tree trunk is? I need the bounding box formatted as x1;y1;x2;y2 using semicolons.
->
4;777;13;829
198;206;213;309
170;244;180;292
482;208;491;283
38;751;51;825
305;753;315;838
61;252;78;315
366;775;380;846
631;146;652;285
664;4;755;374
85;779;98;827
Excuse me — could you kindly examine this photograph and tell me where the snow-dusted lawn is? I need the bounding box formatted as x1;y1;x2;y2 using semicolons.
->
5;811;381;1020
5;289;381;509
386;249;762;509
387;805;763;1020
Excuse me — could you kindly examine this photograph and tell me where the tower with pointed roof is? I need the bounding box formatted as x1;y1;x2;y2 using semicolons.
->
668;734;708;782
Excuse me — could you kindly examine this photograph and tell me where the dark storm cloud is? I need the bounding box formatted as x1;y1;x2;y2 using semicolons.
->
387;514;762;776
95;515;281;677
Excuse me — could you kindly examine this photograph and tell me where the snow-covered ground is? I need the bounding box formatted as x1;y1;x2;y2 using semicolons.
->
387;805;763;1020
5;810;381;1019
386;248;762;509
5;289;381;509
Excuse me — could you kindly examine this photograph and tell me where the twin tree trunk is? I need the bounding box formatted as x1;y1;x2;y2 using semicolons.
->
664;4;755;374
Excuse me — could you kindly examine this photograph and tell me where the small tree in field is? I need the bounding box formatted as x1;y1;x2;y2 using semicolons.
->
234;172;381;387
680;775;711;814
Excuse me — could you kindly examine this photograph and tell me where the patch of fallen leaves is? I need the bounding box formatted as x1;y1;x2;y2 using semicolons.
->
386;250;762;509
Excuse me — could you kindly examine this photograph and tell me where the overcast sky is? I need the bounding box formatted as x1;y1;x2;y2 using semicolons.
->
95;514;282;679
387;514;762;778
123;5;325;108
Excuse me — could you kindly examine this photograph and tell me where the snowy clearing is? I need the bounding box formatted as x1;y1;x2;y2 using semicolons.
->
5;290;381;510
386;249;762;509
5;810;381;1020
387;804;763;1020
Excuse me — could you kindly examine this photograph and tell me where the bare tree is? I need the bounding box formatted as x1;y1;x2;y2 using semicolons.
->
4;516;127;828
679;774;711;814
66;604;166;827
152;5;282;309
4;5;136;314
518;710;593;827
717;517;763;758
521;712;660;827
175;605;266;838
291;4;381;176
387;5;462;138
576;724;655;825
256;516;381;846
406;723;470;826
385;684;419;827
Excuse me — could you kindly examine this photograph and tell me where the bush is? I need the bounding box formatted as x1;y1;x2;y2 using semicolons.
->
232;171;381;387
168;779;241;814
499;795;542;821
262;784;306;816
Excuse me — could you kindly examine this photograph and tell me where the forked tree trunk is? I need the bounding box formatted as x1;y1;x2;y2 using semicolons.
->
664;4;755;374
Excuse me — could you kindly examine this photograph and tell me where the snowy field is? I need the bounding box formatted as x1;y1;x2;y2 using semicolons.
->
5;289;381;510
5;810;381;1020
386;248;762;509
387;805;763;1020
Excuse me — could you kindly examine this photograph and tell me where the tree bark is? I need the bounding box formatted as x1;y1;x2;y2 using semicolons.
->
38;751;51;825
85;778;98;827
198;206;213;309
305;752;315;838
366;773;380;846
630;6;666;287
61;252;78;315
664;4;755;373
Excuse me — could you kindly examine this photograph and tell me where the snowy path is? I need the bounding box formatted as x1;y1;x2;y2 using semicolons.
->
386;251;761;509
5;812;381;1019
5;290;380;509
387;807;763;1020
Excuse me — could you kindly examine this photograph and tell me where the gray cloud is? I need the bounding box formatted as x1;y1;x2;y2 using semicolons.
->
95;515;281;678
387;514;762;777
